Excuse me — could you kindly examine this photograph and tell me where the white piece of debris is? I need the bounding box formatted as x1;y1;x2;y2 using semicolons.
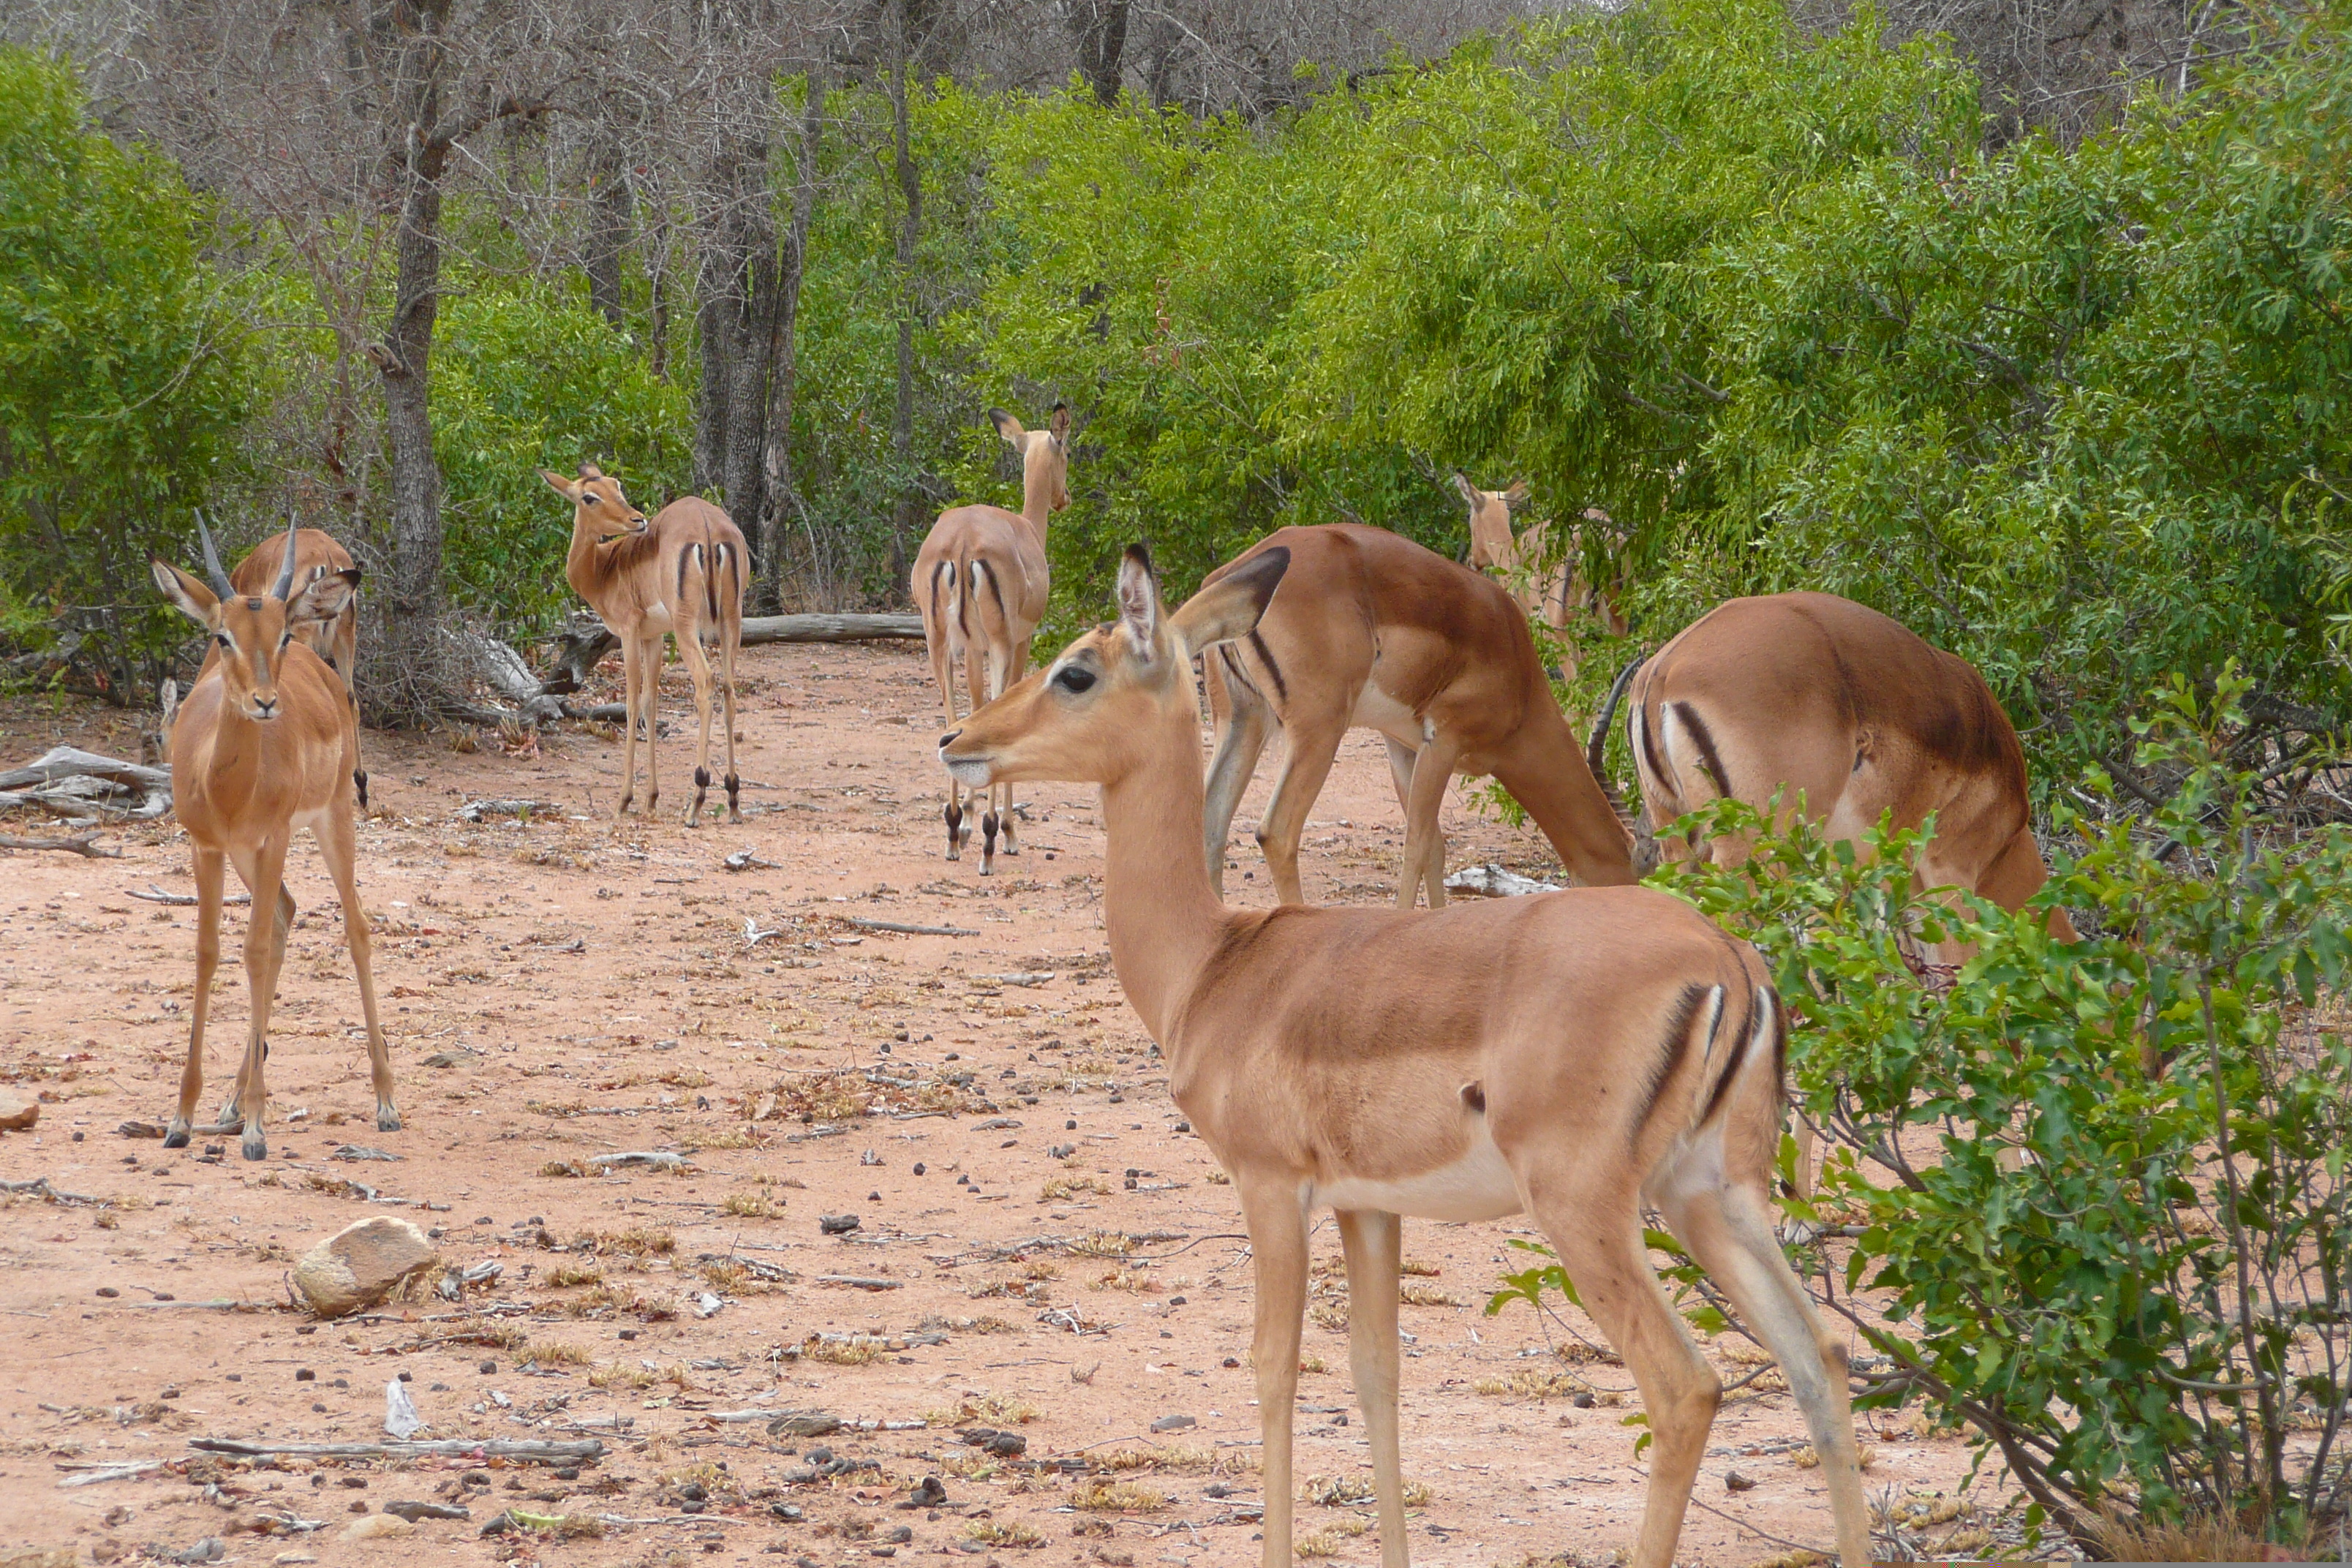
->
1442;864;1561;898
695;1292;725;1319
589;1151;687;1172
384;1378;422;1439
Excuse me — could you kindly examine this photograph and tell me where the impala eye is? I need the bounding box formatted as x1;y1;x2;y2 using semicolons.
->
1055;666;1096;694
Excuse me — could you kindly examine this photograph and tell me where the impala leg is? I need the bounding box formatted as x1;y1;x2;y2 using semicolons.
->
231;833;295;1161
718;630;742;823
217;882;294;1126
614;635;641;816
166;845;227;1149
996;636;1030;857
638;635;665;816
1256;716;1346;906
1659;1179;1872;1568
1524;1193;1719;1568
319;805;397;1132
1238;1179;1311;1568
969;638;996;875
679;626;717;826
1398;732;1463;910
1337;1208;1409;1568
933;631;968;859
1382;738;1417;821
1202;660;1271;899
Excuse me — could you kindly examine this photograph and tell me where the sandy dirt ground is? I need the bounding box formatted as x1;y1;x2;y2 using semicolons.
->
0;638;1986;1568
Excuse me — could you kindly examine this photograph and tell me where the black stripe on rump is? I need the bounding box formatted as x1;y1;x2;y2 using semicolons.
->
1217;644;1262;704
675;541;693;606
954;556;971;638
979;558;1006;622
1697;986;1774;1128
1635;696;1670;800
1630;981;1714;1145
1671;700;1733;798
1247;629;1289;705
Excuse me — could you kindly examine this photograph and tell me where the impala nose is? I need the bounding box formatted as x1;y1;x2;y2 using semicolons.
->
252;697;279;720
938;728;961;752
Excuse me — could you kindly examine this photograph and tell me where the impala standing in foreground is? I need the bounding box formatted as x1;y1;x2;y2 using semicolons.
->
221;521;366;806
913;404;1070;873
940;546;1873;1568
1456;474;1630;650
1200;524;1634;908
542;464;747;824
152;517;394;1159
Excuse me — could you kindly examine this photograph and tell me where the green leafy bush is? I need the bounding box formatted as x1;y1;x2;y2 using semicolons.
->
1562;670;2351;1548
0;45;262;701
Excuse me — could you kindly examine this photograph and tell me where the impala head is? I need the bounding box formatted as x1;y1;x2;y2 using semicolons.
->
990;404;1072;513
540;462;648;538
1455;472;1531;571
153;512;359;723
941;543;1291;789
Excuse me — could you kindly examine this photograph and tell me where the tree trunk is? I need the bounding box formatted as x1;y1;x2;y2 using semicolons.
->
720;134;778;536
372;0;456;684
886;14;924;580
756;75;826;612
584;143;632;331
692;207;736;494
1069;1;1131;105
647;215;671;381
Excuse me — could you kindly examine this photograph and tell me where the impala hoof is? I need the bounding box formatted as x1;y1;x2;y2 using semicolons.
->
241;1131;268;1162
162;1124;191;1150
377;1105;402;1133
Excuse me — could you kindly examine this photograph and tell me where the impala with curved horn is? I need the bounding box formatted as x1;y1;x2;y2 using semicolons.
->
1455;474;1629;653
938;545;1873;1568
1200;524;1635;908
913;404;1071;874
210;516;367;806
152;515;391;1159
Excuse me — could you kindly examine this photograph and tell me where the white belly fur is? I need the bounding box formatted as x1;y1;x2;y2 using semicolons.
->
1349;680;1425;750
1313;1122;1522;1223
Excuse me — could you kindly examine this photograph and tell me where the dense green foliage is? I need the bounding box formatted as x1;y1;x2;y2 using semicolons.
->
0;45;262;699
1537;672;2351;1545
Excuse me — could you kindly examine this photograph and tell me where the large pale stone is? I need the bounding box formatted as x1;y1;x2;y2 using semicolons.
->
294;1217;439;1319
0;1089;39;1131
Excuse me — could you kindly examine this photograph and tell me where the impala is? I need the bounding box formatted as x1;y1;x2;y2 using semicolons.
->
1604;591;2078;1188
219;519;366;806
151;516;393;1160
939;546;1873;1568
1200;524;1634;908
913;404;1069;873
1455;474;1630;652
541;464;747;824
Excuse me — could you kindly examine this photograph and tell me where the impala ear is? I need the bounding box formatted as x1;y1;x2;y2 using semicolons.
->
542;469;579;499
989;409;1025;448
1115;543;1162;660
152;559;218;626
288;567;360;628
1049;402;1071;444
579;461;603;480
1172;546;1289;653
1452;471;1481;509
1501;480;1531;509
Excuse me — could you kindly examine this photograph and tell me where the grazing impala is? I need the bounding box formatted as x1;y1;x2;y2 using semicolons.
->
940;546;1874;1568
151;516;393;1160
914;404;1070;873
1200;524;1634;908
1456;474;1630;649
541;464;747;824
221;521;366;806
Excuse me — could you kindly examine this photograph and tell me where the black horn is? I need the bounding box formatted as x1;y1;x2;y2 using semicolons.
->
192;510;234;598
273;513;301;599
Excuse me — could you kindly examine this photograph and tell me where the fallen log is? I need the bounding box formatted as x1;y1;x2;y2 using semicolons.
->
741;612;922;645
0;747;173;822
129;883;249;907
0;833;119;859
836;916;979;938
189;1437;605;1464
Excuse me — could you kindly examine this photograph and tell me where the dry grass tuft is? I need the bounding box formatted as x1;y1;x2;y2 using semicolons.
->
925;1390;1039;1428
544;1264;603;1289
1297;1355;1328;1374
721;1189;785;1218
1310;1303;1348;1332
538;1159;589;1178
1399;1258;1441;1277
2089;1504;2313;1564
527;1340;592;1368
1041;1175;1111;1202
1301;1474;1432;1507
1473;1368;1592;1401
1065;1231;1141;1258
963;1520;1046;1548
592;1226;675;1257
698;1259;748;1292
1090;1269;1164;1294
1398;1282;1466;1307
1791;1444;1875;1471
1294;1522;1368;1557
1071;1480;1171;1512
